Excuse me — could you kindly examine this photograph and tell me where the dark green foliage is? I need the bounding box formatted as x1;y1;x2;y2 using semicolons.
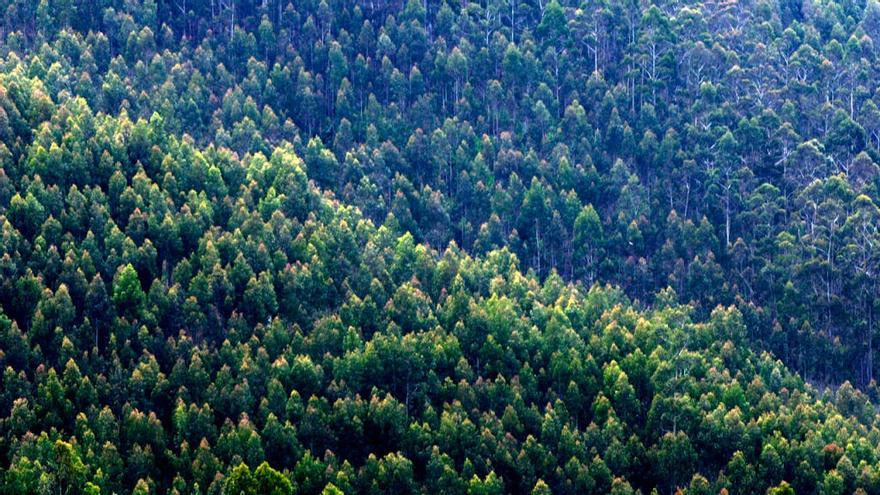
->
5;1;880;494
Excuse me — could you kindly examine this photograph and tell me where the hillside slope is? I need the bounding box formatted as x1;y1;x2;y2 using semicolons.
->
5;1;880;494
0;93;877;494
1;0;880;384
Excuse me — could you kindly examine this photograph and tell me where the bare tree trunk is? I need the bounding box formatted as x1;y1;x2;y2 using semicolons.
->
869;299;874;384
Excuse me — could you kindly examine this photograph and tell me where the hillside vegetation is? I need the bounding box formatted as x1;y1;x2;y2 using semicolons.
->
3;0;880;494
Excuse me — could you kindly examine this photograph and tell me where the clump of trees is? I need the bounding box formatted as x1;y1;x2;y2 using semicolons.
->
0;64;872;495
4;0;880;493
2;0;878;384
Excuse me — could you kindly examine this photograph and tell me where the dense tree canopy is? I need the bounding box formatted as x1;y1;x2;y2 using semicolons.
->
5;0;880;494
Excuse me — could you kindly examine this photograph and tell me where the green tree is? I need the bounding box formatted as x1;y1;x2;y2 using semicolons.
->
113;264;145;319
53;440;87;495
573;204;604;284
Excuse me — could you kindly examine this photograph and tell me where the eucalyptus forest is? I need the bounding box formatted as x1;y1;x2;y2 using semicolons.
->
5;0;880;493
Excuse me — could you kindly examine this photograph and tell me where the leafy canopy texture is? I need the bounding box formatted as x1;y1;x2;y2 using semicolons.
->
4;1;880;495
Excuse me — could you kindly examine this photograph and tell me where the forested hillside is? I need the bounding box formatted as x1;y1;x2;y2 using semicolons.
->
4;0;880;493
